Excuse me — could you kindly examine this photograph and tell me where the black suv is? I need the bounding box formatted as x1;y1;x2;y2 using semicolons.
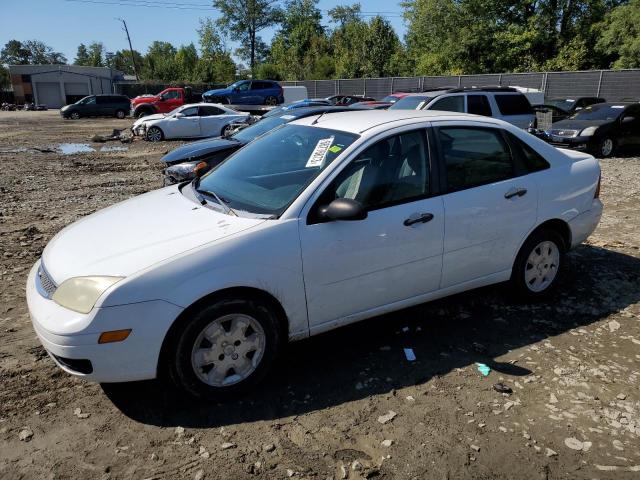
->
60;94;131;119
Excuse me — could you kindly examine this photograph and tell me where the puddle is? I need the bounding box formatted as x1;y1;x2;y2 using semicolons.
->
58;143;96;155
100;145;128;153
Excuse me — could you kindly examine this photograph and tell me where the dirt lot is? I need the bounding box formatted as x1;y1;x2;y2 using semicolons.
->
1;110;639;480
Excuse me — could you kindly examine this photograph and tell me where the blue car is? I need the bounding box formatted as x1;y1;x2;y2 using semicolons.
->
203;80;284;106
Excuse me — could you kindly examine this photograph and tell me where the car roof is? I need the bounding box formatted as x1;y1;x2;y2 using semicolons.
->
281;106;353;118
290;109;497;134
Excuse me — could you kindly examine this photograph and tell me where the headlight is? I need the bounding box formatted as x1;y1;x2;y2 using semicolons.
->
166;161;201;181
52;276;123;313
580;126;598;136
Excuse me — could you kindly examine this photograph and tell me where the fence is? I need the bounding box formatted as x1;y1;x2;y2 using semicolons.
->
280;69;640;102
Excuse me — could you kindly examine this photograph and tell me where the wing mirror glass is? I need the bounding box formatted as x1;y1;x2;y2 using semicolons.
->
318;198;367;222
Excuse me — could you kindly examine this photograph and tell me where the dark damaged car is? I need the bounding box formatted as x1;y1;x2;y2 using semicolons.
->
545;102;640;158
162;105;352;185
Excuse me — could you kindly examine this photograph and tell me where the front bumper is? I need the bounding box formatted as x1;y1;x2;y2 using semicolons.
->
569;198;603;247
545;134;594;151
26;261;183;383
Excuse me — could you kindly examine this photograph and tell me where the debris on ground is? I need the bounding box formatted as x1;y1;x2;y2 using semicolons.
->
377;410;397;424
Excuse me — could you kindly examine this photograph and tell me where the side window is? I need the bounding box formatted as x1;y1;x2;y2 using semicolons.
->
237;81;251;92
323;130;430;212
494;94;533;116
85;96;96;105
438;127;513;192
199;106;224;116
467;95;492;117
430;95;465;113
96;96;107;104
505;132;550;173
180;107;199;117
162;90;180;100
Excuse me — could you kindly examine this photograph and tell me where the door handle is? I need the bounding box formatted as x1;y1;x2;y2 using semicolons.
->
504;187;527;199
404;212;434;226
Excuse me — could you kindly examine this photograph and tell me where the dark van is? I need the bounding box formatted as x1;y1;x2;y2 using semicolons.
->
60;94;131;119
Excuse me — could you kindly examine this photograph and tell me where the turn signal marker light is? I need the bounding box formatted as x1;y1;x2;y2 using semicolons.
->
98;329;131;344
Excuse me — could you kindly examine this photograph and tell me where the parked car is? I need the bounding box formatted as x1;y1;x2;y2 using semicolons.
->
390;87;536;129
358;92;409;108
130;87;201;118
544;102;640;157
162;105;353;185
60;95;130;119
534;97;606;124
262;99;333;118
322;95;376;106
131;103;250;142
203;80;284;106
27;110;602;399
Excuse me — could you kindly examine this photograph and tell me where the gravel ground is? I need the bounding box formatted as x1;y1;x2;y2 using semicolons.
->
1;111;639;480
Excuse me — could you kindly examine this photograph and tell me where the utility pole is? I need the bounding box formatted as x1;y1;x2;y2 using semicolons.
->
117;18;139;81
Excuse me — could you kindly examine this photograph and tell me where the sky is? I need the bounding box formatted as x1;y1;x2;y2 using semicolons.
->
0;0;408;65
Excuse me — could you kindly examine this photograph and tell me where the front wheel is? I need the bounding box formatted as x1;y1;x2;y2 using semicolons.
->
146;126;164;142
594;137;615;158
221;123;235;137
510;229;564;299
167;297;282;400
70;111;80;120
115;109;126;119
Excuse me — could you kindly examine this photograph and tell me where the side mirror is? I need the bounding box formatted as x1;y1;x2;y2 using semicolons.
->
232;87;239;92
318;198;367;222
174;112;184;118
622;116;636;124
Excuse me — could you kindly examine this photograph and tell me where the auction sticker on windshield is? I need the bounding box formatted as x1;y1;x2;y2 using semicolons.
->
306;136;335;168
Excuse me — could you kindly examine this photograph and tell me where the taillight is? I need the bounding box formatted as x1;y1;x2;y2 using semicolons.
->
594;174;601;199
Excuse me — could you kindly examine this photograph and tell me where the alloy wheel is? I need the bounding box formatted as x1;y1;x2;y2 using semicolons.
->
70;112;80;120
146;127;162;142
524;240;560;293
601;138;613;157
190;314;266;387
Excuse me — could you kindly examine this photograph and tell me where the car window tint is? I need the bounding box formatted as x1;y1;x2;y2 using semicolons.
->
163;90;180;100
199;106;224;116
438;127;513;192
467;95;492;117
84;97;96;105
96;96;107;104
505;132;550;173
494;94;533;115
430;95;465;113
326;130;430;211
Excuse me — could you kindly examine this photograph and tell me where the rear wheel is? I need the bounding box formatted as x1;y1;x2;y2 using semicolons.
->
167;296;282;400
146;126;164;142
70;111;80;120
265;96;278;106
115;109;126;119
510;229;564;299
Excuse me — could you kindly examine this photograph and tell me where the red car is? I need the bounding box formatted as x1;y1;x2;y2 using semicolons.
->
130;87;201;118
357;92;410;108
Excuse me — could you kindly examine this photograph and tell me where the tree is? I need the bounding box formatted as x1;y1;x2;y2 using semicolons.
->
1;39;66;65
597;0;640;68
175;43;199;81
0;40;30;64
364;16;401;77
142;41;178;81
74;44;90;65
196;18;237;83
328;3;361;27
0;65;10;90
213;0;282;74
87;42;105;67
105;49;144;75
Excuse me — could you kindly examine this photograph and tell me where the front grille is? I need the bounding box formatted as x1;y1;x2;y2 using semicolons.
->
549;129;579;138
36;263;57;298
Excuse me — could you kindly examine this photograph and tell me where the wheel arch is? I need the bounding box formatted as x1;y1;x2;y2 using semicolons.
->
134;104;156;117
156;286;289;378
146;124;165;141
517;218;572;261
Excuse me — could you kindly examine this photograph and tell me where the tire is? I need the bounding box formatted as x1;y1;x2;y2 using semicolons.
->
510;228;565;300
264;96;278;106
146;126;164;142
70;111;80;120
115;109;126;119
221;123;235;137
135;109;151;119
593;136;615;158
167;296;282;400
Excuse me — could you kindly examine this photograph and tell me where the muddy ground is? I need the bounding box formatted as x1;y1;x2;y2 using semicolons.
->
0;110;639;480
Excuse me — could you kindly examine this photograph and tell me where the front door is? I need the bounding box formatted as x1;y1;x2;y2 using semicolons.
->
299;129;444;330
433;124;539;288
167;106;200;138
619;105;640;147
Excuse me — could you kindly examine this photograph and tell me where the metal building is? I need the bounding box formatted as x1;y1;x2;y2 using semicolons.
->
8;65;127;108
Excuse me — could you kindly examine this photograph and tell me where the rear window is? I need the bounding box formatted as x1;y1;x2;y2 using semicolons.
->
494;94;533;116
467;95;492;117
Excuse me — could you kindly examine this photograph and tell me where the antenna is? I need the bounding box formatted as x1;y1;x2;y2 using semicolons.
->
311;109;329;125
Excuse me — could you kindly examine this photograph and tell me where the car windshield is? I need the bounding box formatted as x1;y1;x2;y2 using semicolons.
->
569;104;626;121
546;99;575;111
381;95;401;103
231;115;290;143
389;96;434;110
196;124;359;217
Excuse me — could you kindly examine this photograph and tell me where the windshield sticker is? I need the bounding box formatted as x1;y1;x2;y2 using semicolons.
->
306;136;334;168
281;115;296;119
612;105;624;108
328;145;343;154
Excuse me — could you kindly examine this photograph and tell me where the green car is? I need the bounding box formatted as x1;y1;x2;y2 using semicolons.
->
60;94;131;120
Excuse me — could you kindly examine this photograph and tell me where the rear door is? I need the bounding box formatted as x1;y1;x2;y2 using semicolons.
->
492;94;535;128
198;105;227;137
433;122;539;287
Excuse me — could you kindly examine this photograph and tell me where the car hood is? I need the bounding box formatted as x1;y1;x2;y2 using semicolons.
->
550;119;610;131
132;95;159;104
132;114;166;129
204;88;230;96
161;137;243;163
42;186;265;282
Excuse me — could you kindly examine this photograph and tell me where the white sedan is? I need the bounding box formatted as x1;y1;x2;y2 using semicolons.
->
27;110;602;399
131;103;250;141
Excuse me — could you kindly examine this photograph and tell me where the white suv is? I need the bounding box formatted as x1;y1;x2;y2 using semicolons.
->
390;87;536;129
